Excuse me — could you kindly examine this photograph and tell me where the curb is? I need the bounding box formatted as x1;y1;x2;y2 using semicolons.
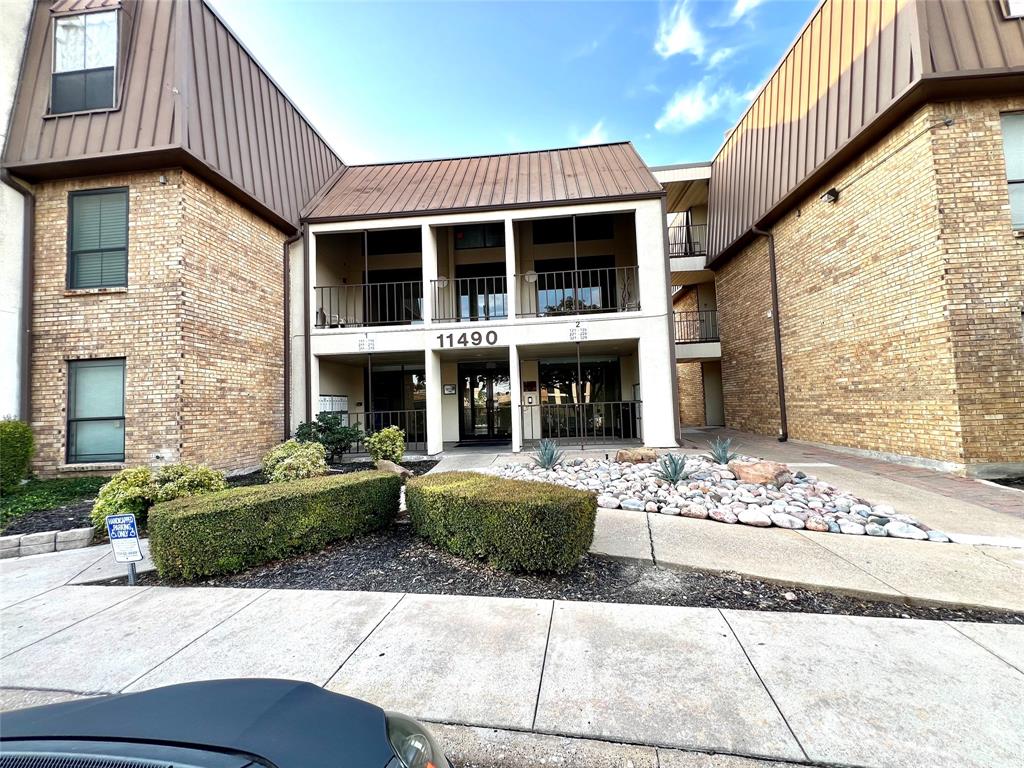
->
0;527;95;559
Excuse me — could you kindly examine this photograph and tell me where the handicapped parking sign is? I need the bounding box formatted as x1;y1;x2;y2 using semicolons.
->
105;513;143;564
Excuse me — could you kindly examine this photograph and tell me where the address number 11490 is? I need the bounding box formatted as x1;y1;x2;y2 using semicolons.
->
436;330;498;348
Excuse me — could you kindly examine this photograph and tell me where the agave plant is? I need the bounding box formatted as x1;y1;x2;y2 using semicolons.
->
653;453;689;484
705;436;740;465
532;439;565;469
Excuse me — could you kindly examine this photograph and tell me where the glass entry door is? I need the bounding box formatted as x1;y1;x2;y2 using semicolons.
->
458;363;511;441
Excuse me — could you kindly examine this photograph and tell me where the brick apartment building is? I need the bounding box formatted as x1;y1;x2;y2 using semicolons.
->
1;0;1022;480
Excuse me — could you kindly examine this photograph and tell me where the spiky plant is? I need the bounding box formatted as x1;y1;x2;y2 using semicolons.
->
653;453;689;484
705;436;740;465
532;439;565;470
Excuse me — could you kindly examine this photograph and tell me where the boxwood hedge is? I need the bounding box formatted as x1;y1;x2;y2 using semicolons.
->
149;470;401;581
406;471;596;573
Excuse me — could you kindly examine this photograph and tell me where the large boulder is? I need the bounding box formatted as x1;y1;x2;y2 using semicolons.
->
615;448;658;464
728;460;793;487
375;459;413;479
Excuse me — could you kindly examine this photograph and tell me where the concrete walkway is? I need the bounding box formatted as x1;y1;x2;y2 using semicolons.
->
1;556;1022;768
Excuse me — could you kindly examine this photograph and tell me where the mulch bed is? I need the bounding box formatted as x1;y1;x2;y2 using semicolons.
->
101;518;1021;624
993;477;1024;491
2;501;95;536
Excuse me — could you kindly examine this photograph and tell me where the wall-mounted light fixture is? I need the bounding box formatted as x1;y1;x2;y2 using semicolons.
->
820;187;839;204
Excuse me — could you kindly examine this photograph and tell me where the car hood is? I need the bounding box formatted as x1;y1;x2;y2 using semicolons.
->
0;678;396;768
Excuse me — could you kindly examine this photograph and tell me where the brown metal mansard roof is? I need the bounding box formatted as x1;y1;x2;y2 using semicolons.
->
304;142;664;223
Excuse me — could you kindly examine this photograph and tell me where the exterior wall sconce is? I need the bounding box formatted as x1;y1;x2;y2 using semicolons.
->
524;270;538;283
436;276;449;288
820;187;839;204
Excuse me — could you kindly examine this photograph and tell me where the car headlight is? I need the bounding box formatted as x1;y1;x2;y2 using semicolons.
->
385;711;449;768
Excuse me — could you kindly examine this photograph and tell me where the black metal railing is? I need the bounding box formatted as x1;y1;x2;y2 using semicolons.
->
325;409;428;454
520;401;642;445
431;275;508;322
673;309;719;342
668;224;707;257
516;266;639;318
315;282;423;328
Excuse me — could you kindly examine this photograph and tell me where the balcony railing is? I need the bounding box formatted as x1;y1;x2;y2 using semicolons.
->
521;401;642;445
516;266;639;318
315;282;423;328
431;276;508;322
324;409;427;453
673;309;719;343
668;224;707;257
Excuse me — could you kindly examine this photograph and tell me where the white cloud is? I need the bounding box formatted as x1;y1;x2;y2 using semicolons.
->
654;0;705;60
578;119;609;146
728;0;766;24
654;78;744;133
706;47;736;69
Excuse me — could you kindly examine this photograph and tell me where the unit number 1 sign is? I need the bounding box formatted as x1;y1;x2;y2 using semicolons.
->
436;330;498;348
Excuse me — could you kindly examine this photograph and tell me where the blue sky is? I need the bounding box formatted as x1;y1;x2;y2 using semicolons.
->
209;0;816;167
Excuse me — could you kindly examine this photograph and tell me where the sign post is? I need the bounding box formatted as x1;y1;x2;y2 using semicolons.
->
105;513;143;585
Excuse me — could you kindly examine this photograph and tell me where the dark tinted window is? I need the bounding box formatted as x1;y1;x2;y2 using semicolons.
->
366;228;421;255
454;223;504;249
532;214;614;245
51;11;117;113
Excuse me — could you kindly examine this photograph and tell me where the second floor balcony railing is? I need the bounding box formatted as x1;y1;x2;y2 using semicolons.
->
431;276;508;322
315;282;423;328
673;309;719;342
516;265;639;318
668;224;707;257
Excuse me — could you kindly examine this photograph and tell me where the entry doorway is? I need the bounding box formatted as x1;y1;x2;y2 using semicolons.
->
458;362;512;443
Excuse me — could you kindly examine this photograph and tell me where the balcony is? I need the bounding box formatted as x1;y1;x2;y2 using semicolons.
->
668;224;707;257
674;309;718;342
315;282;423;328
431;276;508;322
516;266;639;318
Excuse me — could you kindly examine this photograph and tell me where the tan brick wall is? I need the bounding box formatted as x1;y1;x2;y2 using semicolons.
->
716;97;1024;469
29;169;285;476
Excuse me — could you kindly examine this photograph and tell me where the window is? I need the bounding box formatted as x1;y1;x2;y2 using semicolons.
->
454;223;504;249
67;359;125;463
366;228;421;255
51;10;117;114
1001;113;1024;229
68;188;128;288
1004;0;1024;19
532;214;614;245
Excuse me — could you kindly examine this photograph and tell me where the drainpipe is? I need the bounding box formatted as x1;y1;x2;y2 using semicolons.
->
302;223;312;423
2;169;34;424
282;229;302;439
751;226;788;442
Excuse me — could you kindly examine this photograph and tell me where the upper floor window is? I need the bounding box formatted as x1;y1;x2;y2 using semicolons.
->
455;223;504;250
68;188;128;289
51;11;117;114
1004;0;1024;19
1001;113;1023;230
532;214;614;245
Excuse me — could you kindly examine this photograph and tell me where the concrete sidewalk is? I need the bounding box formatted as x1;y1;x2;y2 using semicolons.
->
1;577;1022;768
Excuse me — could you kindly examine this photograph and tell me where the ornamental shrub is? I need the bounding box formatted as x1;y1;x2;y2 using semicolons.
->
406;471;596;574
90;467;157;530
366;426;405;464
149;470;401;580
295;412;363;462
261;439;328;483
0;419;34;495
154;463;227;502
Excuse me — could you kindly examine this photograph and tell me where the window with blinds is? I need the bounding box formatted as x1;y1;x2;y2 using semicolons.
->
67;358;125;463
51;10;118;114
68;188;128;289
1001;113;1024;230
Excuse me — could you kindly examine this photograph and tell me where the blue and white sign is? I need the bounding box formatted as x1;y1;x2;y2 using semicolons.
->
106;513;143;563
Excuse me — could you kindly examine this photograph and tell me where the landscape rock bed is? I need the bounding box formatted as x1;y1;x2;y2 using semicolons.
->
97;520;1020;623
489;454;948;541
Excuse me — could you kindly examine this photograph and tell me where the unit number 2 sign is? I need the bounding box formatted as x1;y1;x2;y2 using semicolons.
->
436;330;498;348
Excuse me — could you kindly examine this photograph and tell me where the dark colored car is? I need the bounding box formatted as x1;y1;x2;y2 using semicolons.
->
0;678;449;768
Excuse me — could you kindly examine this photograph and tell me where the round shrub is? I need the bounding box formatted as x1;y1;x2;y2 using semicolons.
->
91;467;157;530
366;425;405;464
262;439;328;483
149;470;401;581
154;463;227;502
0;419;34;495
406;471;597;574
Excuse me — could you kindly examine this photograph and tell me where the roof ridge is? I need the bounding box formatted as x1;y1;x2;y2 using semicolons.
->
343;141;637;170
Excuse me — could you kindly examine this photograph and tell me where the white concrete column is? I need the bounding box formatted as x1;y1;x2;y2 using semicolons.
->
509;343;522;453
309;354;320;422
425;348;443;455
421;223;436;326
637;330;679;448
504;218;517;319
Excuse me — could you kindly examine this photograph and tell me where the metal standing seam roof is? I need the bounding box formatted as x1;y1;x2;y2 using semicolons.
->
304;142;665;222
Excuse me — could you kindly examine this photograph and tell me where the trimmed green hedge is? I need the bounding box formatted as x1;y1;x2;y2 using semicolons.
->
149;470;401;581
406;471;596;573
0;419;34;495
